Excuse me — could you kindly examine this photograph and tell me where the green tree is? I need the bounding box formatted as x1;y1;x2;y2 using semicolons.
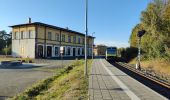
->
129;0;170;60
0;30;12;55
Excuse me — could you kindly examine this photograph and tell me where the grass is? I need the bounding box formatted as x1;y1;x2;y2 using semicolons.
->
9;59;92;100
33;66;62;73
129;58;170;76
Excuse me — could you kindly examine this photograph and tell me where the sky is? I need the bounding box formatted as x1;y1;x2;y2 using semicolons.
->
0;0;151;48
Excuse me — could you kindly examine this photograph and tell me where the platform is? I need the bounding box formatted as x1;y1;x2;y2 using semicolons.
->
89;59;167;100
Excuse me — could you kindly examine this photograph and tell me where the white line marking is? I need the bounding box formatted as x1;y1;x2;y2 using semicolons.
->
100;59;140;100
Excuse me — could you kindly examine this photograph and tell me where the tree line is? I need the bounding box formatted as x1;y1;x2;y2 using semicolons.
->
121;0;170;62
0;30;12;55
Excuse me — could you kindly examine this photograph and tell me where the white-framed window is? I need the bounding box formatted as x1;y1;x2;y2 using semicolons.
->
56;33;60;41
54;46;59;56
62;34;65;42
66;47;71;55
37;44;44;57
68;35;71;43
82;48;84;55
89;48;92;56
73;36;76;43
63;47;66;55
20;31;24;39
48;32;52;40
78;48;80;55
14;32;18;39
28;30;32;38
82;38;85;44
78;37;81;44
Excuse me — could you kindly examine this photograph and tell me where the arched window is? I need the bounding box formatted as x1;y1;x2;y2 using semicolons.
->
78;48;80;55
67;47;71;55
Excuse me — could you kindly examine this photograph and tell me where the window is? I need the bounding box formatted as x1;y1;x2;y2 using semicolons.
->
56;33;60;41
67;47;71;55
14;32;17;39
62;34;65;42
63;47;65;55
48;32;52;40
55;47;59;56
21;31;24;39
28;30;34;38
78;48;80;55
68;35;71;43
82;48;84;55
28;30;32;38
78;37;81;44
82;38;85;44
73;36;76;43
89;48;92;56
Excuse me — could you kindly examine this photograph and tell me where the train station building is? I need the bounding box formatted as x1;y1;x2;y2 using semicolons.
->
93;45;107;56
10;19;94;58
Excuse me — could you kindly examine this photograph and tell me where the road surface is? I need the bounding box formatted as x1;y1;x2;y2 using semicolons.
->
0;60;73;100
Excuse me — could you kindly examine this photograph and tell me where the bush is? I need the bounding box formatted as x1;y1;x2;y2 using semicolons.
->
119;47;138;62
2;46;11;55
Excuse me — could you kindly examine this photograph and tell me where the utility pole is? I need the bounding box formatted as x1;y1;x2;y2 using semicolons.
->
84;0;88;77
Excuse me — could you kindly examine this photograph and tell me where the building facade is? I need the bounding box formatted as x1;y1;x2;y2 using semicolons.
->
10;21;94;58
93;45;107;56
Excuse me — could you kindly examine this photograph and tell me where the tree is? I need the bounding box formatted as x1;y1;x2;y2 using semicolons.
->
0;30;12;55
129;0;170;60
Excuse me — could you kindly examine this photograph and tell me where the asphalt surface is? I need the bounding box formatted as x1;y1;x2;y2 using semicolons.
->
0;60;73;100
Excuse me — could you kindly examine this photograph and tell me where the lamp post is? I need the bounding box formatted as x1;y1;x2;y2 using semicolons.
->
92;32;95;60
84;0;88;77
136;30;146;70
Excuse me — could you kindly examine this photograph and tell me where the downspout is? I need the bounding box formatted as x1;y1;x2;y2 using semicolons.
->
44;26;47;58
59;30;62;57
35;24;38;58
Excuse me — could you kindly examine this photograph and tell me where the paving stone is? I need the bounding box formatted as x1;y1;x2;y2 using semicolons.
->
89;59;167;100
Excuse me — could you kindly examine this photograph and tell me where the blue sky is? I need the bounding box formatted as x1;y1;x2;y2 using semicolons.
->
0;0;151;47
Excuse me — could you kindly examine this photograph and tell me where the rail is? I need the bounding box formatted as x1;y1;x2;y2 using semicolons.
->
116;62;170;89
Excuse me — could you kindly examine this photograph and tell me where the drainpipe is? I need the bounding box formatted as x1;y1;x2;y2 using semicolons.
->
44;26;47;58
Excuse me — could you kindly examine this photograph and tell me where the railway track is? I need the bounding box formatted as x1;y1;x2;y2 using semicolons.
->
107;60;170;99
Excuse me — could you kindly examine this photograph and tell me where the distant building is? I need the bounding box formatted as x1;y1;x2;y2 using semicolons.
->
10;18;94;58
93;45;107;56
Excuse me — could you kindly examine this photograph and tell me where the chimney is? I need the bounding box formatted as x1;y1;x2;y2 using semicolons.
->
28;17;31;23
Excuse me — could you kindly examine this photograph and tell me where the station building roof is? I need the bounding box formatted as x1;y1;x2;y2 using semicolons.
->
10;22;95;38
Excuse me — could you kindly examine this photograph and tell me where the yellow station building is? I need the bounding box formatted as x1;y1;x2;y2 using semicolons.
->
10;19;95;58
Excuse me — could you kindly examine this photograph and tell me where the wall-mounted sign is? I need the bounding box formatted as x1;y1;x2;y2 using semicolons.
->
60;46;64;54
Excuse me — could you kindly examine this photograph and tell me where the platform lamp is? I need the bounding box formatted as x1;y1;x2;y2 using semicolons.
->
136;30;146;70
84;0;88;77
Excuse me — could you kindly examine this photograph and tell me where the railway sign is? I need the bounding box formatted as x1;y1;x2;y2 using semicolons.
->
60;46;64;54
137;30;146;37
136;30;146;70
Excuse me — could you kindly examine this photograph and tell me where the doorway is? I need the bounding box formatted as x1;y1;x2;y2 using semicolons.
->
47;46;52;57
38;45;43;58
73;48;76;57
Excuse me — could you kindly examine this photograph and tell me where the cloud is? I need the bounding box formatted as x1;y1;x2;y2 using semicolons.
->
94;40;129;48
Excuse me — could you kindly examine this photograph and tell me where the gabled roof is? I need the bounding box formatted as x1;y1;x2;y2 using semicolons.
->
10;22;95;38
